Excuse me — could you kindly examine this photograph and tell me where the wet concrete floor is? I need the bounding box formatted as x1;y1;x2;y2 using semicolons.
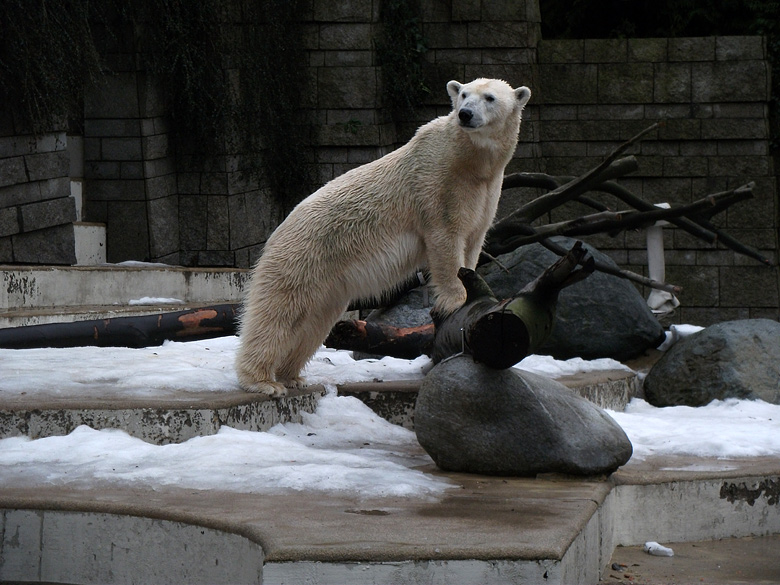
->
601;534;780;584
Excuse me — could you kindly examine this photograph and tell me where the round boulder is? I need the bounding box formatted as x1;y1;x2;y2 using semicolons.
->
644;319;780;407
415;356;633;476
480;237;666;361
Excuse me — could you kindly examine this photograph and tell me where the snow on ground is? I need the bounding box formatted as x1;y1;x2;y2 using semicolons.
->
1;326;778;499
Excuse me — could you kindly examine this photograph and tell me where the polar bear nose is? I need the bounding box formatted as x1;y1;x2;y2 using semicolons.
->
458;108;473;123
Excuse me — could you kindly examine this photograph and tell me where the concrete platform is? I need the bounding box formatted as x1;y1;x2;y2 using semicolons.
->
1;373;778;584
0;265;250;327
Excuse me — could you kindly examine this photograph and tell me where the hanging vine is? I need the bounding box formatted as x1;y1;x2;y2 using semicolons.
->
0;0;312;207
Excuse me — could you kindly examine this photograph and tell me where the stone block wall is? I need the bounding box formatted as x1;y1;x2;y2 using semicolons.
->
81;62;180;264
1;2;777;326
525;36;778;325
0;113;76;264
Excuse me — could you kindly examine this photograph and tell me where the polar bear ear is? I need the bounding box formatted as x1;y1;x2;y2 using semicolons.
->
447;80;463;106
514;86;532;109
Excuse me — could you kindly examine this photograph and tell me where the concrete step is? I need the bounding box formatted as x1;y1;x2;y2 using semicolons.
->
0;372;640;444
0;264;250;328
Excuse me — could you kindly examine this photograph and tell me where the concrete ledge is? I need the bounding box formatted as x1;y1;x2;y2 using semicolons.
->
1;509;264;584
1;458;778;584
0;370;637;443
339;368;640;430
0;265;250;327
0;386;324;444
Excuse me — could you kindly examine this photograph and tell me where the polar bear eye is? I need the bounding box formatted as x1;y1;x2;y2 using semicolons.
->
461;91;468;98
485;94;495;102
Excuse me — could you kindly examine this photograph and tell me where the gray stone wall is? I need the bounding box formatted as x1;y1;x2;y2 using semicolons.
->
0;114;76;264
527;36;778;325
1;2;777;326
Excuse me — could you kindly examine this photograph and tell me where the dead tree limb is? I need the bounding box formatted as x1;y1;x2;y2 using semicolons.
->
592;180;773;266
495;184;754;250
324;320;434;359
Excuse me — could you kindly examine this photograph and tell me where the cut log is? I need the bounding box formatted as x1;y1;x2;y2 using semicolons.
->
432;241;594;368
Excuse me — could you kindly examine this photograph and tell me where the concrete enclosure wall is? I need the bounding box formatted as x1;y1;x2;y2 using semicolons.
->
0;0;777;326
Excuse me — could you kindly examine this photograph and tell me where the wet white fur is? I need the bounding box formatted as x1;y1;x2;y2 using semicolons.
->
236;78;531;395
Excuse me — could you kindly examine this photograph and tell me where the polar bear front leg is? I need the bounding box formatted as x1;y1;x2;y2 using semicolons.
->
425;235;469;318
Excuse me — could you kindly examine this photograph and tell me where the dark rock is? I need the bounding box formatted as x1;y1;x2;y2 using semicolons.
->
479;237;666;361
415;356;633;476
644;319;780;407
366;237;665;362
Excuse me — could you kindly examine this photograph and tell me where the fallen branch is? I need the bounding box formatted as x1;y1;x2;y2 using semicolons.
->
0;304;240;349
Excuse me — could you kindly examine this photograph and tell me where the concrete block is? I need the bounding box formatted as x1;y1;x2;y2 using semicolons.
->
721;266;779;307
74;222;107;265
669;37;715;62
611;477;780;546
701;118;769;140
106;200;150;262
538;39;583;64
0;156;28;189
120;161;144;180
666;264;719;306
716;36;766;61
584;38;627;63
84;72;140;118
31;512;264;585
663;155;708;177
708;155;771;178
101;137;143;161
84;118;142;137
539;64;598;104
423;22;469;50
87;178;146;202
11;224;77;265
324;50;373;67
148;195;180;258
628;38;668;62
318;23;372;50
467;21;531;48
228;191;278;250
0;207;19;237
313;0;374;22
142;133;169;160
653;62;691;103
0;509;43;580
483;0;531;21
598;63;654;103
317;67;378;109
452;0;480;21
20;197;77;232
692;61;770;103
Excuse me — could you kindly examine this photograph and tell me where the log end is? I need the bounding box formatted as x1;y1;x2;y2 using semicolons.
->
468;311;530;369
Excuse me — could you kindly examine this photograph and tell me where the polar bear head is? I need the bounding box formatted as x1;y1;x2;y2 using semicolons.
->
446;78;531;135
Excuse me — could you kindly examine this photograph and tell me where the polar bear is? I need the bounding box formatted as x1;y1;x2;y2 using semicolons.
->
236;78;531;395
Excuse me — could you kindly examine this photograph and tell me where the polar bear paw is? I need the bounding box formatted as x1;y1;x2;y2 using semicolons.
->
243;380;289;397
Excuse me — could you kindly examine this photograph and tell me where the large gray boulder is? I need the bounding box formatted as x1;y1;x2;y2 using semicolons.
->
415;356;633;476
479;237;666;361
644;319;780;407
366;237;665;362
